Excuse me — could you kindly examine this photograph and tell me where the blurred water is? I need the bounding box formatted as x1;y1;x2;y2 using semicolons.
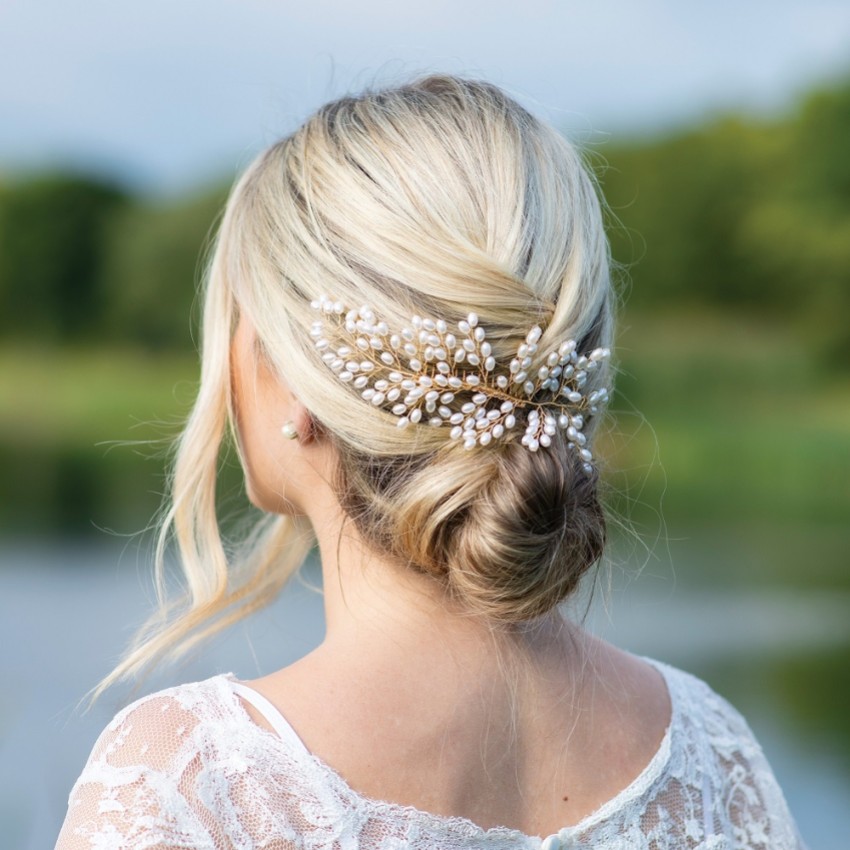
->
1;542;847;850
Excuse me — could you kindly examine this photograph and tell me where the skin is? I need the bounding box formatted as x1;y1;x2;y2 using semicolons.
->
229;312;672;837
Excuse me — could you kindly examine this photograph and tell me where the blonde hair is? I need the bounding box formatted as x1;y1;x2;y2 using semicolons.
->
101;74;614;693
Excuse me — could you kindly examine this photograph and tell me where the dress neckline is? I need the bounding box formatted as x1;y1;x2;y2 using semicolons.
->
220;655;679;846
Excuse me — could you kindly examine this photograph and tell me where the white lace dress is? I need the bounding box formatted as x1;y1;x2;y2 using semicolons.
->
56;659;806;849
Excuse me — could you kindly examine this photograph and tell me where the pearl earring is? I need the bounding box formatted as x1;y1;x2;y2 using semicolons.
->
281;421;299;440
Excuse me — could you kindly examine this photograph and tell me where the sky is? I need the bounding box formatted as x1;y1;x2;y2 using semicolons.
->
1;0;849;196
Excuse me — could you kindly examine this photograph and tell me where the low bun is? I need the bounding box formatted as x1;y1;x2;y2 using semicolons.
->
445;441;605;621
335;433;606;622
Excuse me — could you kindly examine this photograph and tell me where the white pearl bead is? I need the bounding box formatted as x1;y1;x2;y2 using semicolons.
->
541;834;562;850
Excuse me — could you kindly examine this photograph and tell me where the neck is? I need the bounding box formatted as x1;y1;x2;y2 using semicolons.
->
306;499;587;688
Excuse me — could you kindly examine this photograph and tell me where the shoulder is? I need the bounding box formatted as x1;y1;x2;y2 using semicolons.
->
647;657;764;753
646;657;806;847
57;676;242;850
78;674;240;779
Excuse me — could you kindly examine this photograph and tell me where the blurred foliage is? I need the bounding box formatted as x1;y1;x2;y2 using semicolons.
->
0;347;197;535
0;74;848;542
768;644;850;770
598;76;850;362
0;76;846;355
99;187;229;348
0;174;127;340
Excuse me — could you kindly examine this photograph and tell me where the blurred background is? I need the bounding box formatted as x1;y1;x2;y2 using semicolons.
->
1;1;848;848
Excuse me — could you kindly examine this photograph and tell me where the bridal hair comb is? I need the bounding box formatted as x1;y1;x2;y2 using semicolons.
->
309;296;610;471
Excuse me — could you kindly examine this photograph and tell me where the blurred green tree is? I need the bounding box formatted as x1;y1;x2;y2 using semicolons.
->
99;186;228;349
0;173;127;340
598;74;850;363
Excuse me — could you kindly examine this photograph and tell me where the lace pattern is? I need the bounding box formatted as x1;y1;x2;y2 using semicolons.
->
56;660;806;849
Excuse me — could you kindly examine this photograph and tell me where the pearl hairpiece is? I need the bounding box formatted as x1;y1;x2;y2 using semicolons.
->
309;296;610;471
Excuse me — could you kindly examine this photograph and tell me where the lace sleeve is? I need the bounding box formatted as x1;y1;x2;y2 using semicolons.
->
55;693;218;850
703;687;807;850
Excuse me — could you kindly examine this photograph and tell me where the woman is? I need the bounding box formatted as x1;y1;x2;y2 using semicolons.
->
56;75;805;849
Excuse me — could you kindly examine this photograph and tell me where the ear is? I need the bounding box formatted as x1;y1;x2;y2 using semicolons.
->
292;400;323;445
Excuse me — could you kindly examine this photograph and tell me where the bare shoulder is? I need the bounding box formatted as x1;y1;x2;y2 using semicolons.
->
580;634;673;732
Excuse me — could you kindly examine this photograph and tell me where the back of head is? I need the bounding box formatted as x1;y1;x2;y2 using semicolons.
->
104;74;616;691
224;74;614;622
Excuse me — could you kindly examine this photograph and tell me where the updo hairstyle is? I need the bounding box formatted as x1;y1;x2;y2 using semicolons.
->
107;74;615;686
